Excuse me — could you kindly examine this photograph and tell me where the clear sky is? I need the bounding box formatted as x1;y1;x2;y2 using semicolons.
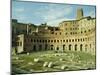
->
12;0;96;26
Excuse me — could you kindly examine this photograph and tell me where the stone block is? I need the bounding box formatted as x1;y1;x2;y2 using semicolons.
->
34;58;39;63
43;62;48;67
27;52;30;55
61;65;68;70
48;62;53;68
28;62;34;65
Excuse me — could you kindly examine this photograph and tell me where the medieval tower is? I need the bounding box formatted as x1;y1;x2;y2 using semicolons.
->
76;8;84;19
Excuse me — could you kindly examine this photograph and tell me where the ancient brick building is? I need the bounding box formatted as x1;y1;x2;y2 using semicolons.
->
13;8;96;55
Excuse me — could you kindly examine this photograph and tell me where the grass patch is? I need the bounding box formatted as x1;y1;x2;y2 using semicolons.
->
12;50;96;74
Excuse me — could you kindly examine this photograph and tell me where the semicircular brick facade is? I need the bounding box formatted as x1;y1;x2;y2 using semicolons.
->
13;8;96;55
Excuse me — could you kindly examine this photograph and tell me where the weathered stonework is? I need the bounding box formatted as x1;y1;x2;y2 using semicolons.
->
13;8;96;55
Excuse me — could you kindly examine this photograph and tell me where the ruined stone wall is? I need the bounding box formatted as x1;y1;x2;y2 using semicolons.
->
15;17;96;55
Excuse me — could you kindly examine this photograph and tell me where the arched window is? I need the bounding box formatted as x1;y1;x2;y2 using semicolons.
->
54;40;56;42
78;39;80;42
69;39;71;42
60;40;62;42
81;38;82;41
40;40;41;42
48;40;50;42
51;40;53;42
63;40;65;42
81;31;83;34
83;38;84;41
45;40;47;43
75;39;77;42
66;39;68;42
72;39;74;42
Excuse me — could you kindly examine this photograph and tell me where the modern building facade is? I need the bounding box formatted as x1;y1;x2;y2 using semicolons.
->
12;8;96;55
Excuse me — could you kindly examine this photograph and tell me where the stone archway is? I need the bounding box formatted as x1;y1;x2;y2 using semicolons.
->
45;44;48;50
80;44;83;51
63;44;65;50
69;44;72;51
39;45;42;51
85;44;88;52
51;45;54;50
56;46;59;50
33;45;36;51
75;44;77;51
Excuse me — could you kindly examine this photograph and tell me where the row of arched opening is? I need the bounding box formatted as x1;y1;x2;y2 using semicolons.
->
33;44;91;51
69;44;88;51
